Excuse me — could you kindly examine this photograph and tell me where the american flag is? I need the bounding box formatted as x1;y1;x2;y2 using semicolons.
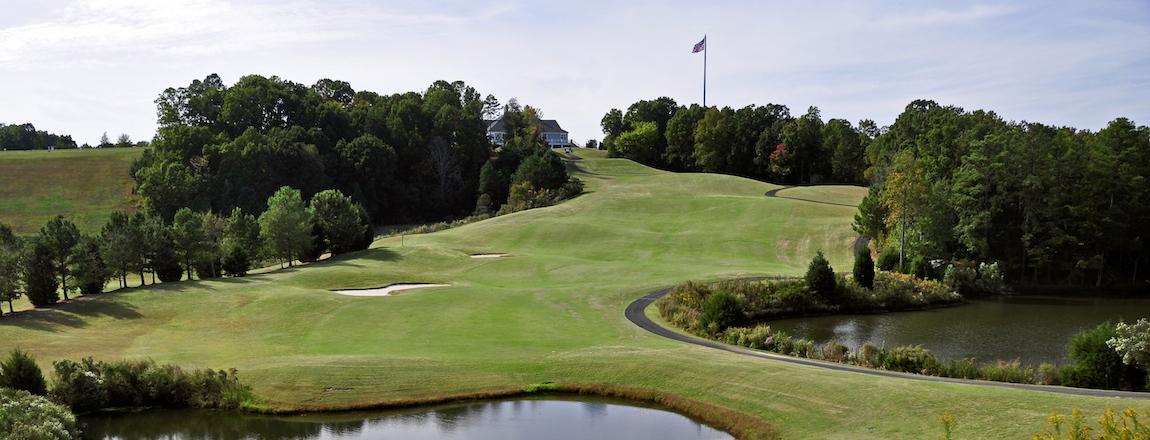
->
692;37;706;53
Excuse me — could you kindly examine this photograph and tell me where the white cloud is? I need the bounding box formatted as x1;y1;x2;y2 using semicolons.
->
0;0;1146;145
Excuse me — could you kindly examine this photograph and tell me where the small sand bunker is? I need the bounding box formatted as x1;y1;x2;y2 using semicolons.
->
333;283;451;297
469;253;510;258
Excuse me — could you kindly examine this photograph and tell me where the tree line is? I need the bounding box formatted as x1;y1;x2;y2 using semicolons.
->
853;100;1150;287
132;74;577;225
0;123;78;150
600;97;873;185
0;186;371;314
603;97;1150;287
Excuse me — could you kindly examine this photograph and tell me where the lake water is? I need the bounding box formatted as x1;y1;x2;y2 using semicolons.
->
80;396;735;440
766;295;1150;366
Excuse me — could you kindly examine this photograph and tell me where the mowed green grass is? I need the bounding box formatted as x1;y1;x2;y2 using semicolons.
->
0;150;1133;439
0;148;143;234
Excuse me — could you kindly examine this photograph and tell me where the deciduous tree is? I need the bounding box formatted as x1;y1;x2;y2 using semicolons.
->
39;215;80;300
258;186;314;267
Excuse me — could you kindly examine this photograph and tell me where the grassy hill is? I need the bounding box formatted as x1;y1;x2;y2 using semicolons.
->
0;150;1131;439
0;148;143;234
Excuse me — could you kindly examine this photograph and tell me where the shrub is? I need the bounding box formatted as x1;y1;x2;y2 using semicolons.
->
981;360;1036;383
910;256;931;280
943;264;976;294
0;388;80;440
557;176;584;201
876;345;942;375
805;251;836;300
669;280;711;310
820;340;850;362
768;331;794;355
50;358;253;413
23;240;59;307
975;262;1006;293
876;247;900;271
943;358;980;380
858;342;880;367
72;236;110;296
153;247;185;283
1063;322;1144;390
51;358;107;413
853;247;875;289
792;339;815;358
1038;363;1062;385
0;349;47;395
698;290;742;333
192;256;222;279
221;244;250;277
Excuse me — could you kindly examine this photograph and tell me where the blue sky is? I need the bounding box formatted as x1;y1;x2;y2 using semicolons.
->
1;0;1147;147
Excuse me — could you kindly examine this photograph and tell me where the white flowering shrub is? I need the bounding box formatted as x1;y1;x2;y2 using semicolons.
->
0;387;80;440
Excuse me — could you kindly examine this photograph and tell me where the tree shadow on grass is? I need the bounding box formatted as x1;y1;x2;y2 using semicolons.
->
0;295;142;332
320;248;403;269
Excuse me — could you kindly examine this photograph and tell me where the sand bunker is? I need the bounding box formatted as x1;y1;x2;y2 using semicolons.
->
333;283;451;297
469;253;510;258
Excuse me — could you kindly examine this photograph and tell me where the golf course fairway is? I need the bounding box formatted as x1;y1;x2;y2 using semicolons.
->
0;149;1138;439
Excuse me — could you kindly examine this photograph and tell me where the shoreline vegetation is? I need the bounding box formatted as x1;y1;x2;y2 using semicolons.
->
655;273;1150;390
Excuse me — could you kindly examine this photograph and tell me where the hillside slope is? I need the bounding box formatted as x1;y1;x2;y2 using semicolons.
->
0;150;1125;439
0;148;143;234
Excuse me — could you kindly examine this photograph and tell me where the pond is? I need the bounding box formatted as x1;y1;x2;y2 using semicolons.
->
766;295;1150;366
80;396;735;440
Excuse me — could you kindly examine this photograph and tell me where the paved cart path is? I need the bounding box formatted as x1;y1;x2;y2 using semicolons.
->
625;287;1150;400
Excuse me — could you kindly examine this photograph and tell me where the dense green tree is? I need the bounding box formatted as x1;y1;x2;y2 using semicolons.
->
196;211;225;278
310;189;370;255
477;161;507;210
853;247;875;289
0;348;48;395
100;211;142;289
169;208;205;280
71;236;110;296
613;121;661;164
619;97;677;166
134;212;168;285
1062;322;1144;390
23;238;58;307
823;119;866;183
311;78;355;106
693;107;735;172
778;107;825;184
38;215;81;300
805;251;837;300
330;133;396;220
0;223;22;314
224;207;261;262
153;246;185;283
663;105;706;170
0;123;78;150
144;74;498;223
510;149;568;191
221;244;251;277
600;108;626;156
698;290;742;331
258;186;314;267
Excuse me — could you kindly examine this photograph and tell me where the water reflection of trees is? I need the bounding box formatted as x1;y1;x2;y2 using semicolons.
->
81;409;365;440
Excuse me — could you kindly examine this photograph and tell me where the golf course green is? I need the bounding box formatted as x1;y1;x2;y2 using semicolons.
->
0;149;1138;439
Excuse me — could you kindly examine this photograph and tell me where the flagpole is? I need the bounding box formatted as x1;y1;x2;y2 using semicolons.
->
703;35;707;107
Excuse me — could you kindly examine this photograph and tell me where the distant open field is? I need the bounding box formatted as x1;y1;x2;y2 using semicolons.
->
0;150;1135;439
0;148;143;234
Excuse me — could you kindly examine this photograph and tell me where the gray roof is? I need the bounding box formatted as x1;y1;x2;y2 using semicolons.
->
485;116;567;134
